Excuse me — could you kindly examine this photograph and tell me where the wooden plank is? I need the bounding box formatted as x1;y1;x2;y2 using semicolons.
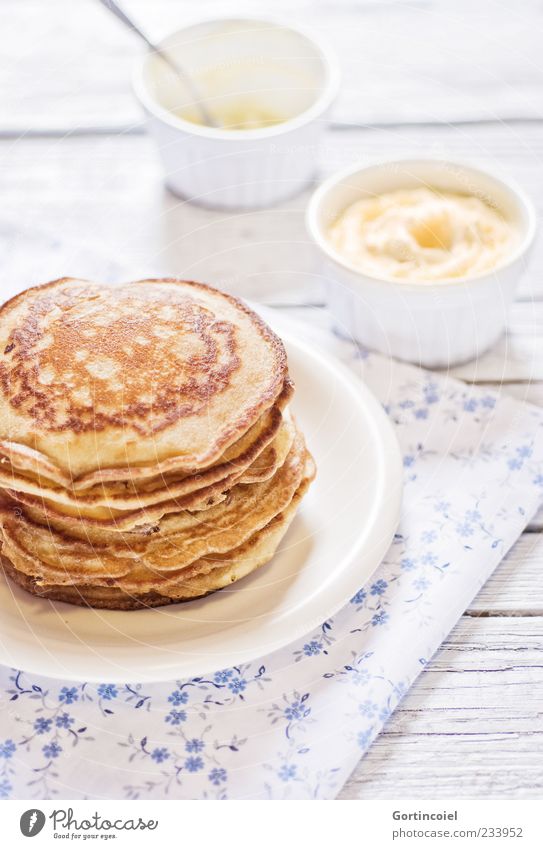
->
1;126;543;306
466;535;543;614
340;615;543;798
4;0;543;133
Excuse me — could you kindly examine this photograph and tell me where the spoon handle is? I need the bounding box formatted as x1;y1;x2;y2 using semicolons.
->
96;0;218;127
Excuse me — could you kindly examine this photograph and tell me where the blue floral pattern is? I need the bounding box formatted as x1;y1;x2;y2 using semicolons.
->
1;333;543;800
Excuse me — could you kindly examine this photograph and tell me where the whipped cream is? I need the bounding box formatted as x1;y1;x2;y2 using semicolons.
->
328;187;517;282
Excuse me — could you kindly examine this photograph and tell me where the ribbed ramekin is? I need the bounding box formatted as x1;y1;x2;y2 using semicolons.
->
134;17;340;210
306;159;536;368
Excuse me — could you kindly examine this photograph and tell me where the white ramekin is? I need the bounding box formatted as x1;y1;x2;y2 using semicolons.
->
133;17;340;210
306;159;536;368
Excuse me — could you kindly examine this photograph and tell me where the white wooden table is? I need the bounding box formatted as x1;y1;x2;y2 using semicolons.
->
2;0;543;799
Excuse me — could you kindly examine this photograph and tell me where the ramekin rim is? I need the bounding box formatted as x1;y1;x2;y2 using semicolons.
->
132;15;341;140
306;156;537;291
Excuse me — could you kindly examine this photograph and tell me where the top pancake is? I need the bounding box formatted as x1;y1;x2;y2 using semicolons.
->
0;278;288;479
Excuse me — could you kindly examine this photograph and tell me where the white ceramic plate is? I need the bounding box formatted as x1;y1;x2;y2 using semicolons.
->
0;315;402;682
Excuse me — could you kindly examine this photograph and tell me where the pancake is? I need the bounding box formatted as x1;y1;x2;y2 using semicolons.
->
0;464;314;609
0;415;295;514
0;431;307;585
237;416;294;484
0;277;315;611
0;278;288;479
2;418;295;533
0;376;294;491
5;472;234;530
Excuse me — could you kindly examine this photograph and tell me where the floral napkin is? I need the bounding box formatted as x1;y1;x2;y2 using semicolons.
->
2;313;543;801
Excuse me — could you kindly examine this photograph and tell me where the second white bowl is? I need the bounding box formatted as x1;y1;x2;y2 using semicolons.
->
307;159;536;368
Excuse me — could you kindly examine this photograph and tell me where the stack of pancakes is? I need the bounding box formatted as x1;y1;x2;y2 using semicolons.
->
0;278;314;609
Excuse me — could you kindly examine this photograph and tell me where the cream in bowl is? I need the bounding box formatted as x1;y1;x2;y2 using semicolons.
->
134;18;340;209
328;187;519;283
307;160;536;367
178;101;285;131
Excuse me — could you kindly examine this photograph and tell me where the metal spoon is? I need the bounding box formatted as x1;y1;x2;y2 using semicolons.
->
96;0;219;127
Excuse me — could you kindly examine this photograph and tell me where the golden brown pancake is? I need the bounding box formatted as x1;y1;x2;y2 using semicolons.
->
0;376;294;490
0;416;295;515
1;465;314;609
0;278;288;479
0;432;307;585
2;418;294;545
2;419;294;534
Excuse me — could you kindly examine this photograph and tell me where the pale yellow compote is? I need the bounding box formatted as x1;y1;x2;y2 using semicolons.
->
176;100;284;130
328;188;517;282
